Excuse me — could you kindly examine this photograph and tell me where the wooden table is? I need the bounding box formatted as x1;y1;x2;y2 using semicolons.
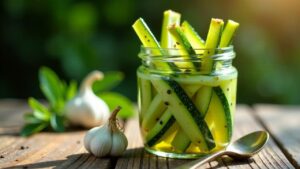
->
0;100;299;169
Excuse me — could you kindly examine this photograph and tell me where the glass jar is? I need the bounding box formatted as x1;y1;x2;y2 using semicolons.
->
137;46;237;159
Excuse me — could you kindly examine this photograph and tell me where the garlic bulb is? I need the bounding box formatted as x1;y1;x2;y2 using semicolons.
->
65;71;110;128
84;106;128;157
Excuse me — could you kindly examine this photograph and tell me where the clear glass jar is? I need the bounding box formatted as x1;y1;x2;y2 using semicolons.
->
137;46;237;159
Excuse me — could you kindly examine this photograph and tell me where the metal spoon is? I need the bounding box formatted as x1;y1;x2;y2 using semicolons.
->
176;130;269;169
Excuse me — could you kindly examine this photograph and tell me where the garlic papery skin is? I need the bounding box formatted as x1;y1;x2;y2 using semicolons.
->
65;71;110;128
83;106;128;157
86;124;112;157
110;130;128;156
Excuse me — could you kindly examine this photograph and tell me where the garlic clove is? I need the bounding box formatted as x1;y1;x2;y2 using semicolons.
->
110;131;128;156
64;70;110;128
83;106;128;158
89;125;112;157
84;126;100;153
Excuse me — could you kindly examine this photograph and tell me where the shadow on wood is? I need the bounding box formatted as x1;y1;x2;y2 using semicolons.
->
1;153;117;169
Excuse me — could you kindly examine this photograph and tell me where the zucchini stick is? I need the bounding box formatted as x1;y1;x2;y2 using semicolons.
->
151;78;215;151
202;18;224;72
181;21;205;51
132;18;170;70
140;79;152;120
142;95;166;132
169;25;195;55
169;25;202;70
161;10;181;48
171;19;239;152
219;20;240;47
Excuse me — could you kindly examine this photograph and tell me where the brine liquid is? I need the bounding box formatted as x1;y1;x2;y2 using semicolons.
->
137;68;237;158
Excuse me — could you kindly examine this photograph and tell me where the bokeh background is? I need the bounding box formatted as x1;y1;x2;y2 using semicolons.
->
1;0;300;104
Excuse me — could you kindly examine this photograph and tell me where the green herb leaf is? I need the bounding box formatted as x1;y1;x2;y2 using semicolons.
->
39;67;65;112
24;113;43;124
20;122;48;137
65;80;78;101
50;114;65;132
99;92;135;118
28;97;51;121
93;71;124;94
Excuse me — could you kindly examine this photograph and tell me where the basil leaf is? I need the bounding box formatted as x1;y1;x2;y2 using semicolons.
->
99;92;135;119
50;114;65;132
28;97;51;121
24;113;43;123
39;67;65;111
20;122;48;137
93;71;124;94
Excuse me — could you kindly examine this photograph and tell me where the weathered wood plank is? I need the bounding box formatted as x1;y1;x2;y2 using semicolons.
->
0;101;296;169
115;105;295;169
227;105;294;169
0;130;115;169
254;104;300;168
115;117;145;169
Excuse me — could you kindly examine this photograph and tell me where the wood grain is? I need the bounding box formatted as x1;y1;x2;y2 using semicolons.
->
0;101;296;169
113;105;295;169
254;104;300;168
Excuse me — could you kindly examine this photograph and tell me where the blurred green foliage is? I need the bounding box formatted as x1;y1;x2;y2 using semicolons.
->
1;0;300;104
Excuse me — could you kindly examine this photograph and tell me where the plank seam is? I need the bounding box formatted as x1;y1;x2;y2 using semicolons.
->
257;152;269;168
261;148;279;169
139;149;144;169
267;144;294;169
249;158;259;169
166;158;169;169
265;147;286;169
251;106;299;169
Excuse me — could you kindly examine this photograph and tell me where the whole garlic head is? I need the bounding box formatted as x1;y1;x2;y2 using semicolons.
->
84;106;128;157
65;71;110;128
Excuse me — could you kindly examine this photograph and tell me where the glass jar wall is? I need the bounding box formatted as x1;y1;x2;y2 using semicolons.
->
137;46;237;159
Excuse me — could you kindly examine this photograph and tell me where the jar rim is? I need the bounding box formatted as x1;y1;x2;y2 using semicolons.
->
138;45;235;61
140;45;233;51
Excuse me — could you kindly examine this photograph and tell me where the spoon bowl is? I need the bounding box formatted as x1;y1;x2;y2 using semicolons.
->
176;131;269;169
227;131;269;159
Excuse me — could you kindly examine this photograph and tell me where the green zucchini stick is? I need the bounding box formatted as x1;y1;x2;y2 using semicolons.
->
219;20;240;47
161;10;181;48
181;21;205;52
202;18;224;72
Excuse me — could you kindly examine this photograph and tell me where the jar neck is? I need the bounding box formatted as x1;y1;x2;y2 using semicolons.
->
138;46;236;75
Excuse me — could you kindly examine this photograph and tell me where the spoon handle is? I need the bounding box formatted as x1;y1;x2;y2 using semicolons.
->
176;150;225;169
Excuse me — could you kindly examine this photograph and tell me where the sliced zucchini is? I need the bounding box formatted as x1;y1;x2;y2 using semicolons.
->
171;86;211;152
132;18;170;70
142;94;166;132
171;129;191;152
158;122;179;144
146;83;201;149
169;25;196;55
161;10;181;48
168;25;198;70
219;20;240;47
205;86;232;148
140;78;152;120
180;84;202;97
181;21;205;51
194;86;213;117
202;18;224;72
146;109;176;147
151;78;215;151
220;78;237;117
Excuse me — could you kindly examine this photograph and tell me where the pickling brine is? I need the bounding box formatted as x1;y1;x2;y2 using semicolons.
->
138;64;237;158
